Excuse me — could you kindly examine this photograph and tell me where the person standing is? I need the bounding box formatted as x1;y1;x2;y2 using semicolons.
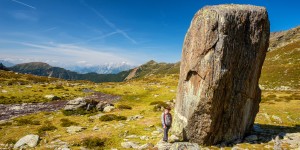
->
161;106;172;142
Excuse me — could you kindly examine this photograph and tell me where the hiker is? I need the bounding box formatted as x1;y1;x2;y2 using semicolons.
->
161;106;172;142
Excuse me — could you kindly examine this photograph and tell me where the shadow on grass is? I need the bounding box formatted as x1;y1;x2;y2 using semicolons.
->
247;123;300;144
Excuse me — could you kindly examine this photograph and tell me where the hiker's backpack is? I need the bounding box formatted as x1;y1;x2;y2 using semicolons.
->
164;113;172;127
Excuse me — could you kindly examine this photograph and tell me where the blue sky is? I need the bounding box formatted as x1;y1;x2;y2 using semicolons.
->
0;0;299;67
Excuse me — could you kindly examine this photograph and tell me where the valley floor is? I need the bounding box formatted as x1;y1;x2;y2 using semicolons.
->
0;74;299;149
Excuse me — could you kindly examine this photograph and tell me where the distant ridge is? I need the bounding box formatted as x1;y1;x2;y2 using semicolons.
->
0;63;10;71
5;25;300;86
9;62;130;83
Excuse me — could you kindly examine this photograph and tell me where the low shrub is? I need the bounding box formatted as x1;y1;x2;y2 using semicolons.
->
99;114;127;122
38;125;57;135
15;118;40;126
0;122;12;126
62;108;98;116
81;137;106;149
117;104;132;110
60;118;79;127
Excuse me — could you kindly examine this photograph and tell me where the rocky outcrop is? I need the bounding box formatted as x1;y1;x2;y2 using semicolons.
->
64;97;87;110
14;134;39;149
173;4;270;145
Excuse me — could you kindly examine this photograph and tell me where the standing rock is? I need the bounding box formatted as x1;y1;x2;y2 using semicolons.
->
172;4;270;145
14;134;39;149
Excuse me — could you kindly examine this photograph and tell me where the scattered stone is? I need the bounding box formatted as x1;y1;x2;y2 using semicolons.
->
121;141;140;149
113;123;125;128
25;85;32;88
272;115;283;124
88;113;105;120
127;115;144;121
14;134;39;149
169;142;199;150
169;90;175;93
45;139;69;149
44;94;60;101
66;126;86;134
138;143;154;150
140;136;149;141
262;113;272;122
93;126;99;131
231;146;244;150
244;135;258;142
126;135;139;139
169;135;180;143
151;131;161;136
154;140;172;150
1;90;7;93
64;97;86;110
96;101;114;111
173;4;270;145
103;106;115;112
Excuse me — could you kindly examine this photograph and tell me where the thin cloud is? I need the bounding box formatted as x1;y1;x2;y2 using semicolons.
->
0;40;138;65
81;0;137;44
43;27;58;32
11;0;36;9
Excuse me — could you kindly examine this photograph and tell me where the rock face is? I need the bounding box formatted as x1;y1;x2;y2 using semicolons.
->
172;4;270;145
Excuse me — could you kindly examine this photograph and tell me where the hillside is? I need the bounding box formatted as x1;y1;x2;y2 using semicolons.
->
124;60;180;80
9;62;131;83
260;26;300;90
125;26;300;90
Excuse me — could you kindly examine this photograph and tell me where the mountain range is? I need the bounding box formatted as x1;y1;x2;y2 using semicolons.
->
2;26;299;89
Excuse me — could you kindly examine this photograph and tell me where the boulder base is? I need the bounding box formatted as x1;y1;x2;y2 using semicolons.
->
172;4;270;145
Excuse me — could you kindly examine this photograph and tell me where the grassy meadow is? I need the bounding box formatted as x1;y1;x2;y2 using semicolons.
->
0;70;299;149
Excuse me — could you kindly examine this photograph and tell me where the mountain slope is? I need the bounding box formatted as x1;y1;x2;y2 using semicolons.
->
260;26;300;90
9;62;131;83
124;26;300;90
124;60;180;80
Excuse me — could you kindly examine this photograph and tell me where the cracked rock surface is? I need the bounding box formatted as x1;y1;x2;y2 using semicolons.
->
172;4;270;145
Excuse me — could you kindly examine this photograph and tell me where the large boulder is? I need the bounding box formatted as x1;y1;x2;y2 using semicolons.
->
14;134;39;149
172;4;270;145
